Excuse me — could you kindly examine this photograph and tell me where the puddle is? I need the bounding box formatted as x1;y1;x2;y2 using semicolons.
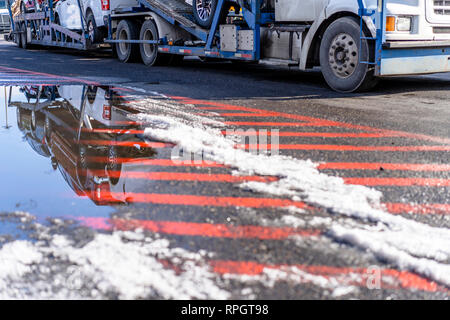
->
0;85;157;227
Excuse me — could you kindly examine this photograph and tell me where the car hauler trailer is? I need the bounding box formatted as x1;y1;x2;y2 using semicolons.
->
4;0;104;50
5;0;450;92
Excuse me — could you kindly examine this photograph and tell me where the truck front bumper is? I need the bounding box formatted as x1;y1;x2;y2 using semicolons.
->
0;25;10;33
379;41;450;76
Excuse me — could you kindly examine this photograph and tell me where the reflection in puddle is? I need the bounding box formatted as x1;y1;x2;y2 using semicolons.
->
0;85;157;221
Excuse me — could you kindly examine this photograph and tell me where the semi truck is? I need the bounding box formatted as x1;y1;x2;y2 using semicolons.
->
0;0;11;33
5;0;450;92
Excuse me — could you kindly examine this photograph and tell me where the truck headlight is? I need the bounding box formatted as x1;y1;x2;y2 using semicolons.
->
386;16;412;32
396;17;412;32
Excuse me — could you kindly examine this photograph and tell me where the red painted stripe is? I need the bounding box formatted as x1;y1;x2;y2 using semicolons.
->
241;144;450;152
318;162;450;171
88;157;224;167
77;217;320;240
219;113;278;117
384;203;450;215
171;96;450;145
197;106;259;111
344;177;450;187
226;131;396;138
79;140;172;148
225;121;328;127
209;260;446;292
81;128;145;135
89;170;277;183
90;192;308;209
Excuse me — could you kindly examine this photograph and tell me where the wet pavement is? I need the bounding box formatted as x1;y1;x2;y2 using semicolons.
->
0;38;449;299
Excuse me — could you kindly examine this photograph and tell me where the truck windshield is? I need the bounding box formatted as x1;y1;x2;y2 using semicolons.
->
0;1;6;9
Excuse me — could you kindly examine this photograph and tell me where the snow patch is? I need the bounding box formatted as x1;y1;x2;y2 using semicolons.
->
0;222;230;299
131;95;450;288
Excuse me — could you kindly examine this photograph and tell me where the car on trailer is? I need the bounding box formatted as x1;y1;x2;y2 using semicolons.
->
51;0;136;44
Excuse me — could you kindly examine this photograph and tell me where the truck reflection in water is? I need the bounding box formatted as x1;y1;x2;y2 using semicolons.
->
12;85;156;206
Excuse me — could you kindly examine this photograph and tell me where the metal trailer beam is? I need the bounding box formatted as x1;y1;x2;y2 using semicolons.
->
136;0;209;41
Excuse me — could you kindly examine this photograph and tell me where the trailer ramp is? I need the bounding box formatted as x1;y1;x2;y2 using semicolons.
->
136;0;209;41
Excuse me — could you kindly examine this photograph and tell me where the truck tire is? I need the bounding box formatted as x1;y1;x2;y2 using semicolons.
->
44;115;52;141
139;19;182;66
86;12;102;44
319;16;378;93
115;20;139;63
14;23;22;48
107;146;121;185
16;107;24;131
20;22;28;49
139;19;163;66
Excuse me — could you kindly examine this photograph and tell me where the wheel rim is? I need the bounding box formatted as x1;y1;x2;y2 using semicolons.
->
196;0;212;22
107;147;118;171
118;29;129;55
88;21;94;42
328;33;358;79
142;29;156;58
79;147;88;170
31;111;36;130
44;116;51;139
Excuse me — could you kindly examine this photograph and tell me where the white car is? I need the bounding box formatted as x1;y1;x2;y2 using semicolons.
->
55;0;137;43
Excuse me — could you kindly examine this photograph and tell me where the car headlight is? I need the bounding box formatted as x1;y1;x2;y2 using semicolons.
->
397;17;412;32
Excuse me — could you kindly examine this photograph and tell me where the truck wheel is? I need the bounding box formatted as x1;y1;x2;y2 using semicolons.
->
86;12;102;44
139;19;161;66
31;110;36;130
320;17;378;93
16;107;24;131
20;22;28;49
14;23;22;48
115;20;139;63
107;146;121;185
139;20;181;66
44;115;52;141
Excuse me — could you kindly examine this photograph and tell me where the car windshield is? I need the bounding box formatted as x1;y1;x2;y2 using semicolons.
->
0;0;6;9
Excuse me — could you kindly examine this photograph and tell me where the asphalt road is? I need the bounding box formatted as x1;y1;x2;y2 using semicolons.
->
0;38;449;300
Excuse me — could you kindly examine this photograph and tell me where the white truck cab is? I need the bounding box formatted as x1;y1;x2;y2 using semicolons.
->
0;0;11;33
269;0;450;91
